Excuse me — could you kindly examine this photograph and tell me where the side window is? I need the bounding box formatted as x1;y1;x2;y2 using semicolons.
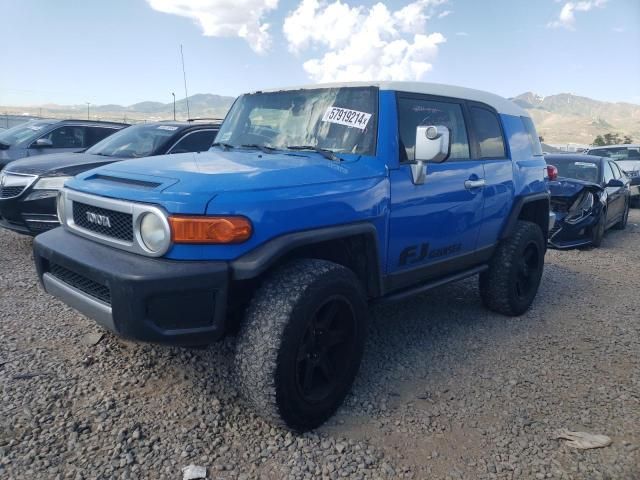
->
603;161;615;183
520;116;543;156
38;126;86;148
610;161;621;179
397;97;470;162
86;127;119;147
470;107;506;158
169;130;218;154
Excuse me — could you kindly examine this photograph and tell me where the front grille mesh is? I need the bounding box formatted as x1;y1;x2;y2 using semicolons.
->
0;186;25;198
49;263;111;304
72;201;133;241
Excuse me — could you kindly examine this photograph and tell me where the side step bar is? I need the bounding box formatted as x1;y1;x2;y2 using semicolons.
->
376;265;487;304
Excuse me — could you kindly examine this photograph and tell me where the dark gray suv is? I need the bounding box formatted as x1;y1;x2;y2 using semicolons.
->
0;119;128;169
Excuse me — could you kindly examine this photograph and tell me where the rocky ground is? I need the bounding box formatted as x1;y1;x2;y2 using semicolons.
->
1;212;639;480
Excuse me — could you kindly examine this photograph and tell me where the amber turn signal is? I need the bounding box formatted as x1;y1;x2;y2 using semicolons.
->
169;216;252;244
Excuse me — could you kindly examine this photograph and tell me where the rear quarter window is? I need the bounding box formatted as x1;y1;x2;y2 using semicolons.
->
470;107;506;158
520;116;543;157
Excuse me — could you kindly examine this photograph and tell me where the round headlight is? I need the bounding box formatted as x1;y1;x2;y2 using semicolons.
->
139;212;168;253
56;193;65;224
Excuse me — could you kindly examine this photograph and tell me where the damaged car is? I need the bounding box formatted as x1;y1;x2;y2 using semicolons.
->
546;154;630;249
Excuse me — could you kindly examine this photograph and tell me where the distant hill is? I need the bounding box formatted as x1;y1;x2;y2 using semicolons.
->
512;92;640;144
1;93;236;123
2;91;638;144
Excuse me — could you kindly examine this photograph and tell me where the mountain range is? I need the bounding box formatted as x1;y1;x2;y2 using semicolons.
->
511;92;640;145
3;92;639;145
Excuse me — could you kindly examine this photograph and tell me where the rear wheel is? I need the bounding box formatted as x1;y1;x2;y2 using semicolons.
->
234;259;367;431
479;220;545;316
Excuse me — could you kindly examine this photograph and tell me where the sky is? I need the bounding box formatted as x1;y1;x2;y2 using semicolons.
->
1;0;639;106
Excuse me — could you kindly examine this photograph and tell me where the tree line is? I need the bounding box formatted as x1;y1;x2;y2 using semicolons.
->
592;133;634;146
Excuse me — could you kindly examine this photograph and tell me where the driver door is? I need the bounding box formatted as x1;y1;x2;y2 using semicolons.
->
386;95;486;290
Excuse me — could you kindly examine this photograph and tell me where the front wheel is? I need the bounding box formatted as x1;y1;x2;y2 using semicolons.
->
613;199;629;230
591;210;606;247
234;259;368;431
479;221;545;316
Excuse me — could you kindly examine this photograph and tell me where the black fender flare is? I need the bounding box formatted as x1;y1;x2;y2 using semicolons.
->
500;192;550;240
230;222;383;296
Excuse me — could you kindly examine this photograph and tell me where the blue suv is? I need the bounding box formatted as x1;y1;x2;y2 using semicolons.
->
33;82;551;431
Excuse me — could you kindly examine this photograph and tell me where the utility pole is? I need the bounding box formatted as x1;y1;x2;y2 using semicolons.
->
86;102;91;120
171;92;176;121
180;45;190;120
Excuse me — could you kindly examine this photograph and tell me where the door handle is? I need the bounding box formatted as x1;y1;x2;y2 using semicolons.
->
464;179;486;189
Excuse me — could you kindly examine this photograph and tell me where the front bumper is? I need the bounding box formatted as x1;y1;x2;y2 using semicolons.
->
548;209;599;249
33;228;229;345
0;189;60;235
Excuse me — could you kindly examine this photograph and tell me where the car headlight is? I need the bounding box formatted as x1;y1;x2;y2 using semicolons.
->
566;191;595;223
56;192;66;224
33;176;72;190
139;212;170;253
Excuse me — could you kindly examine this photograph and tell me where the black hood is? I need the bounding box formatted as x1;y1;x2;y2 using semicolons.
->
549;177;603;208
3;152;119;176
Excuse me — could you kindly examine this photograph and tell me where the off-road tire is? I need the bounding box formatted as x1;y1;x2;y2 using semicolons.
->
234;259;368;431
613;199;629;230
479;220;545;316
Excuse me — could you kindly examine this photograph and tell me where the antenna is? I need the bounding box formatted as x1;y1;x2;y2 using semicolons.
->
180;44;191;119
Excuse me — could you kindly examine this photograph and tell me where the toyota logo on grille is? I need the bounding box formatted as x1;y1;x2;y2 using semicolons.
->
86;211;112;228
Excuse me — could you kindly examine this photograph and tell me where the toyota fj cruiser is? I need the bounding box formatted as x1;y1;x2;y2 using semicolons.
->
33;82;551;431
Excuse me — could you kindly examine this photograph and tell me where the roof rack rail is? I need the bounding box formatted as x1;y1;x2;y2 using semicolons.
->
187;117;224;123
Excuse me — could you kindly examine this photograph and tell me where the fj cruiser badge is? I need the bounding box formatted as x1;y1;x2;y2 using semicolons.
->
86;211;111;228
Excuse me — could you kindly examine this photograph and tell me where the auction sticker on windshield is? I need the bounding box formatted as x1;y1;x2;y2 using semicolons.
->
322;107;371;130
157;126;179;131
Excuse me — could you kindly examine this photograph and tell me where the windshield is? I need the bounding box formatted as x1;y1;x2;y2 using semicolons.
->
0;120;55;146
548;158;600;183
215;87;378;156
588;146;640;161
86;123;179;158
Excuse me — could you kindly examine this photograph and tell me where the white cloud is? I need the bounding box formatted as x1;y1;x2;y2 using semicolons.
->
283;0;447;82
437;9;452;18
455;31;469;36
146;0;279;53
547;0;607;30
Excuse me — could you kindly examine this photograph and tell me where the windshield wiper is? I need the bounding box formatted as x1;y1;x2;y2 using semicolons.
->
285;145;341;161
240;143;276;154
211;142;235;151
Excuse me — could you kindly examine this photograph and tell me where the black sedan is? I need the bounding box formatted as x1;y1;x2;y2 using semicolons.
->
0;121;220;235
546;154;631;249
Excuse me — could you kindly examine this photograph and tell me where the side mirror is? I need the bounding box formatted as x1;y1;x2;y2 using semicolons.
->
33;138;53;148
411;125;450;185
606;178;624;188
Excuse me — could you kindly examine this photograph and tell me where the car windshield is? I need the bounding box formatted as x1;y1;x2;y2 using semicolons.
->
215;87;378;156
86;123;179;158
0;120;55;146
548;158;600;183
588;147;640;161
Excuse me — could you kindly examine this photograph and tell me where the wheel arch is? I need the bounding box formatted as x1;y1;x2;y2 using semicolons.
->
500;192;550;240
230;223;384;298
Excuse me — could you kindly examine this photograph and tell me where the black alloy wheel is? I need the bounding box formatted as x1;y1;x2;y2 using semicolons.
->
295;296;357;404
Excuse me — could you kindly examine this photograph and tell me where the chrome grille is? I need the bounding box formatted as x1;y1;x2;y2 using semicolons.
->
72;201;133;241
0;171;37;199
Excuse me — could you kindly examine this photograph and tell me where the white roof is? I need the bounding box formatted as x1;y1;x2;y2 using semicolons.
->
258;81;528;117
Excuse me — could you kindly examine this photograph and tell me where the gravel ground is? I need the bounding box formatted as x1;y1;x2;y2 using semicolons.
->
1;211;639;480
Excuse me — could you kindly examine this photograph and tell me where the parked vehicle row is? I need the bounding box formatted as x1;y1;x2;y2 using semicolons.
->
0;121;220;235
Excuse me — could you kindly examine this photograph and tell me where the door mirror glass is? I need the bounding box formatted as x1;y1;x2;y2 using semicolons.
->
34;138;53;148
415;125;450;163
606;178;624;188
